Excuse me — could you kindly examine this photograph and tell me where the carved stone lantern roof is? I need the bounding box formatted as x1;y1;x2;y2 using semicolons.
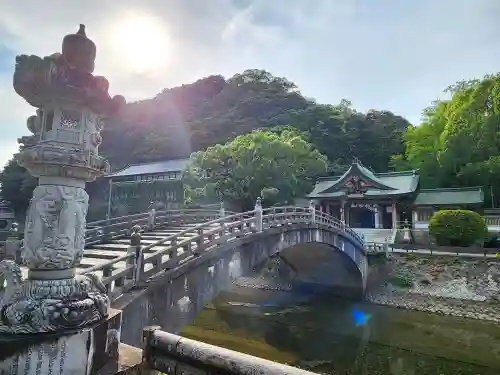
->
62;24;96;74
13;24;126;116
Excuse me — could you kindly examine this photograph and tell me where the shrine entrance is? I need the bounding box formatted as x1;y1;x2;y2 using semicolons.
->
349;202;377;228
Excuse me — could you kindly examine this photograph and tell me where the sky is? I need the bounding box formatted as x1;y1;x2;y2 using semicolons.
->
0;0;499;170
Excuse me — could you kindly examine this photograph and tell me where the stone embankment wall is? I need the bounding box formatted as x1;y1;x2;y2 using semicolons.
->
367;253;500;322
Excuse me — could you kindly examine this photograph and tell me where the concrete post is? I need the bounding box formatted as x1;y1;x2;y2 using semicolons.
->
148;207;156;229
219;201;225;218
129;225;143;286
1;24;126;334
255;196;263;232
309;200;316;224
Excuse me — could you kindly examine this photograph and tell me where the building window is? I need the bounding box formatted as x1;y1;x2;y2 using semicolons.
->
60;110;81;129
417;209;433;222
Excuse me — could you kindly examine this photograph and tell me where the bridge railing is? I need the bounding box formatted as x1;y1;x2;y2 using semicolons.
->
80;205;364;300
142;327;316;375
84;208;234;246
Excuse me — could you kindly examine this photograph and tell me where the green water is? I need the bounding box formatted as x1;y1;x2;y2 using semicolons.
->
181;286;500;374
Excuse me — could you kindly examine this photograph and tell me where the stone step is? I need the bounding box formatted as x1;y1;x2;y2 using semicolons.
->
84;244;174;259
148;231;196;237
110;236;195;245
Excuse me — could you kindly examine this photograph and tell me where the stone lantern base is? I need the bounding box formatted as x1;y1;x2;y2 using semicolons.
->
0;309;122;375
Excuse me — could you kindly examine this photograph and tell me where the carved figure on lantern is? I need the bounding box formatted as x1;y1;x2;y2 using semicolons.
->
0;24;126;334
22;185;88;269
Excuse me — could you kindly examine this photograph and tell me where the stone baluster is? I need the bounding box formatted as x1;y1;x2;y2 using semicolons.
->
309;200;316;224
127;225;142;286
255;197;263;232
219;201;226;218
384;237;390;259
130;225;143;286
148;207;156;229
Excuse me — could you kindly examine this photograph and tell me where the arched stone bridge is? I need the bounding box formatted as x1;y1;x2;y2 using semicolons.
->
81;204;366;347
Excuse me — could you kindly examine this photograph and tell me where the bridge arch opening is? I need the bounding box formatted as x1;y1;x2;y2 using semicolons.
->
250;242;365;300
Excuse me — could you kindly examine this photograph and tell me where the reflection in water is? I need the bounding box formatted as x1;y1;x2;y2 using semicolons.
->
182;283;500;375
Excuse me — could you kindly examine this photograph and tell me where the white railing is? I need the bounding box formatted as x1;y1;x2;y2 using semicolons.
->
484;215;500;227
79;206;364;300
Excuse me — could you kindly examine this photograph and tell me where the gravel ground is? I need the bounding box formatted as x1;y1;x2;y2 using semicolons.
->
367;254;500;322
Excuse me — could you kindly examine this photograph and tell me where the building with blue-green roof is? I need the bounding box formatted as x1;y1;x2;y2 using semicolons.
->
307;161;484;231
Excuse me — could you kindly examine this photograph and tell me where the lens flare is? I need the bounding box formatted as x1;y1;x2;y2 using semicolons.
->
353;308;372;327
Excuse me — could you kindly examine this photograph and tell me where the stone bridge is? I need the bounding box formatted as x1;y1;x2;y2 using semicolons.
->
81;203;366;347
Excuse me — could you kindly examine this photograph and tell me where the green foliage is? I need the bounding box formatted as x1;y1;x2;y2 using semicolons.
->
0;159;37;215
429;210;487;247
391;270;413;288
183;130;328;210
396;73;500;206
268;103;410;174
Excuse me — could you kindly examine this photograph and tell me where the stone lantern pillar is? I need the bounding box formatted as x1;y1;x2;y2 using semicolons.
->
0;24;125;335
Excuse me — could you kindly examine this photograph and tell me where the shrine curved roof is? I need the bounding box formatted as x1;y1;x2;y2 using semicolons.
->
307;162;419;199
414;187;484;206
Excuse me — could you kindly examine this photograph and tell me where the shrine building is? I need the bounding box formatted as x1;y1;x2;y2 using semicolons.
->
307;161;484;231
103;158;189;215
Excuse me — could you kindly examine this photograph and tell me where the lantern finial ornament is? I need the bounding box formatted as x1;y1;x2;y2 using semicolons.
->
0;26;126;334
62;23;96;73
77;23;86;35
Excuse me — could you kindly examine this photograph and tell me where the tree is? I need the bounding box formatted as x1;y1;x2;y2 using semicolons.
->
269;103;410;173
183;130;328;210
0;159;37;216
394;72;500;206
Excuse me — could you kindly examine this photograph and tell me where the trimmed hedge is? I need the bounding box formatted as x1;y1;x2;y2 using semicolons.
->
429;209;487;247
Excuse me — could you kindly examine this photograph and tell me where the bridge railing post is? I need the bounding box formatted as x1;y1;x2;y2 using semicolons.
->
309;200;316;225
255;197;263;232
127;225;143;287
148;207;156;229
219;201;225;218
194;227;205;255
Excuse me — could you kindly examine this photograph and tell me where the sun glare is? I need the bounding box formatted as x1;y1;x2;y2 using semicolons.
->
108;12;170;73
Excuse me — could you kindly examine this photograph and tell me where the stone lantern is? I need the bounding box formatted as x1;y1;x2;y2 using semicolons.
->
0;24;125;334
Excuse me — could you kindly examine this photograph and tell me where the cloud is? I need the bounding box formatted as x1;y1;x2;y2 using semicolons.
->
0;0;499;170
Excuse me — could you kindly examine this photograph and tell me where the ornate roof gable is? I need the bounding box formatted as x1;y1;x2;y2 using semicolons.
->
322;162;395;195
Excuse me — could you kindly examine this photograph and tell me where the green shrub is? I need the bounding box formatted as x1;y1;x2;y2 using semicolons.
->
390;271;413;288
429;209;487;247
